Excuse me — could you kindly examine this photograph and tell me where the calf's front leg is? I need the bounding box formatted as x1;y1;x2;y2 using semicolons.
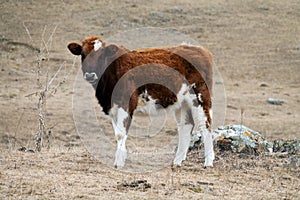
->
110;106;130;168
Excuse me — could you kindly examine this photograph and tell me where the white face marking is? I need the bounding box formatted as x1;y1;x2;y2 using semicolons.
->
94;39;102;51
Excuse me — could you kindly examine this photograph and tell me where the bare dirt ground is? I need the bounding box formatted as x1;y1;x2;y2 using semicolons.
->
1;0;299;199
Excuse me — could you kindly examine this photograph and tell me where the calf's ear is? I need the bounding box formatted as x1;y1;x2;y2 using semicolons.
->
106;44;120;56
67;43;82;55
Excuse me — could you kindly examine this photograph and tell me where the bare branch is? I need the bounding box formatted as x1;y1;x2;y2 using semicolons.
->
26;24;68;151
47;25;58;51
22;22;33;43
47;61;66;88
25;92;38;98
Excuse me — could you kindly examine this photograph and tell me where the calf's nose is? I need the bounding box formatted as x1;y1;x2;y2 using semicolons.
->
84;72;98;82
85;72;95;79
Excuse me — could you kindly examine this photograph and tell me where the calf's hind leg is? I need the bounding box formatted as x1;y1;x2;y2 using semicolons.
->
173;105;193;166
191;105;214;167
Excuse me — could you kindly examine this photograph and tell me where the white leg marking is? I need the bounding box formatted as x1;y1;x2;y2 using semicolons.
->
188;89;215;167
191;100;215;167
201;129;215;167
175;83;215;167
173;106;193;166
173;123;193;166
110;105;129;168
114;133;127;168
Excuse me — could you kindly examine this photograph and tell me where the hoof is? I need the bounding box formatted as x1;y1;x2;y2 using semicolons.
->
204;157;214;167
171;163;181;172
114;149;127;168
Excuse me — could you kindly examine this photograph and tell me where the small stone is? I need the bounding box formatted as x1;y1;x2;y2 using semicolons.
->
267;98;284;105
295;46;300;50
18;146;27;152
260;83;268;87
258;5;269;11
25;149;35;153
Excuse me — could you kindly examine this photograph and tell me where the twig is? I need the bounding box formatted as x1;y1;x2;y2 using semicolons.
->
34;25;50;151
22;22;32;43
240;108;245;126
47;61;66;88
41;25;48;57
25;92;37;98
50;57;76;95
13;109;25;149
47;25;58;51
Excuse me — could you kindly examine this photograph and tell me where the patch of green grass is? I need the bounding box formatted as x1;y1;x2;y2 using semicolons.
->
188;187;204;193
9;93;17;98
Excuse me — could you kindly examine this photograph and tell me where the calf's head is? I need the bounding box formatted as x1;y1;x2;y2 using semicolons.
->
68;36;126;87
67;36;104;85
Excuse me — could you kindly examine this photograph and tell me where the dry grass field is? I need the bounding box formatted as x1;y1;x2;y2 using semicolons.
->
1;0;299;199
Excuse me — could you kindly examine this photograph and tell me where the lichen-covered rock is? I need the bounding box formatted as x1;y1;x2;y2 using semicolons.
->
273;140;300;154
213;125;273;154
190;125;300;155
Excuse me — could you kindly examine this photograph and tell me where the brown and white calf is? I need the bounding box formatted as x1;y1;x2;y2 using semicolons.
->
68;36;215;168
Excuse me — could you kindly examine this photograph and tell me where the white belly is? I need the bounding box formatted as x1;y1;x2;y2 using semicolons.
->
135;84;193;116
135;96;171;115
